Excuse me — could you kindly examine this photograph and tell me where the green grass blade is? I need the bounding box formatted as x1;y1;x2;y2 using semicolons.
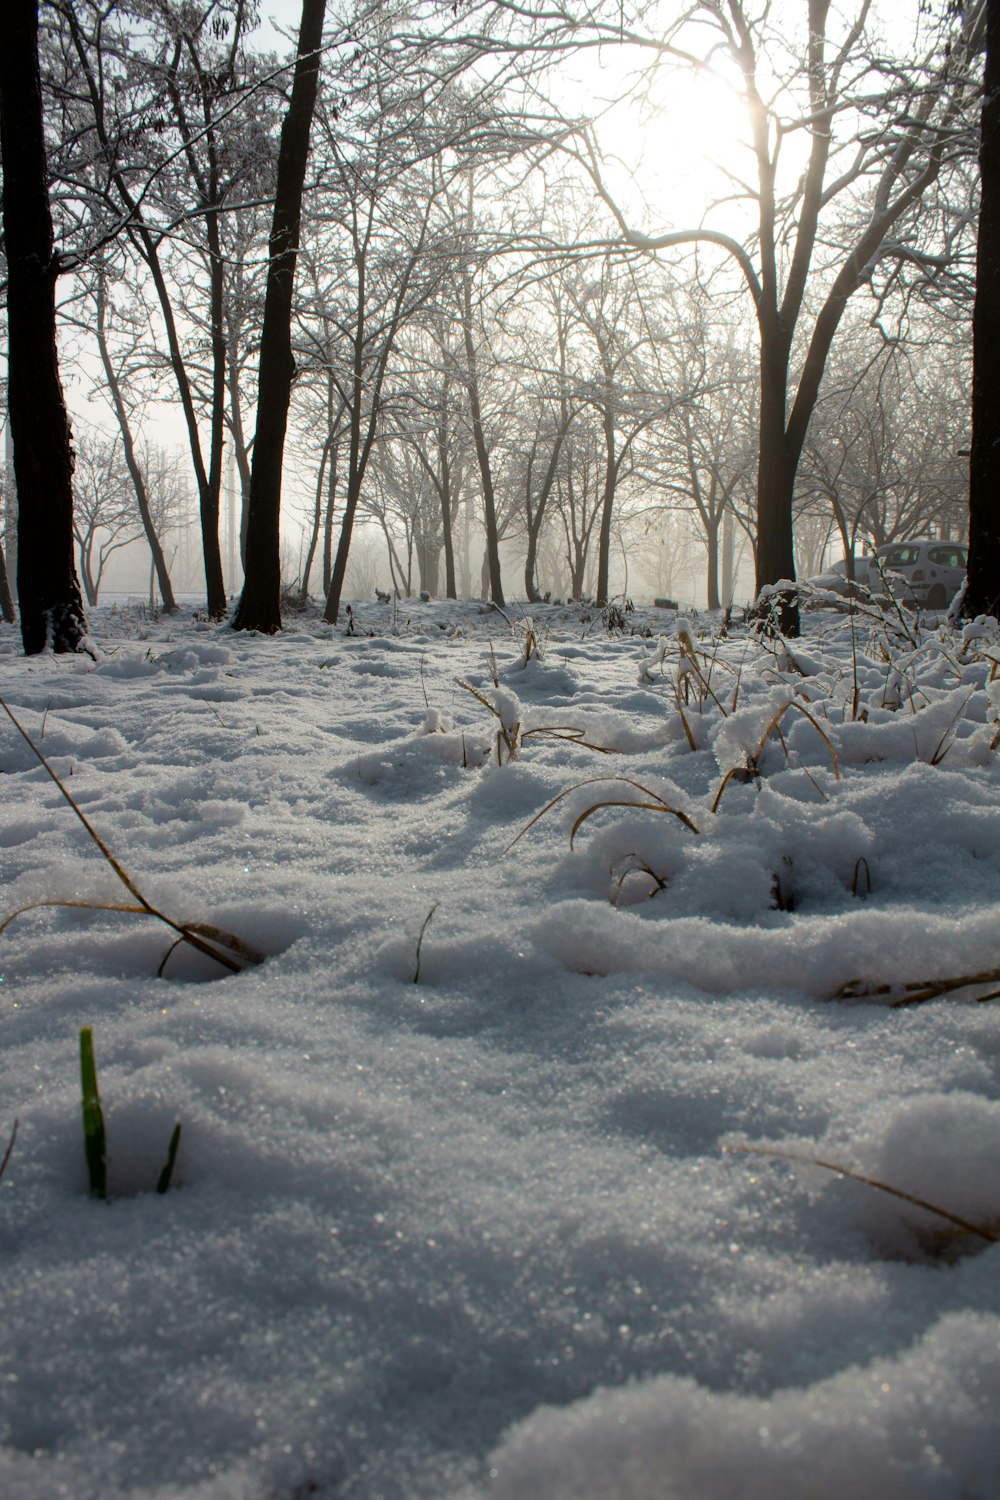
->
79;1028;107;1200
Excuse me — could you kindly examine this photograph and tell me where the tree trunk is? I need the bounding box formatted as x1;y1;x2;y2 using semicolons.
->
524;422;569;603
594;411;618;607
95;278;177;613
300;433;332;599
234;0;327;633
323;444;338;595
0;0;88;655
78;544;98;607
439;426;458;599
201;206;229;616
324;258;368;626
325;473;362;622
0;421;14;622
0;544;15;624
705;520;721;611
3;414;17;604
441;485;457;598
963;0;1000;619
753;324;799;633
416;535;439;595
225;285;254;569
721;507;735;606
460;271;504;607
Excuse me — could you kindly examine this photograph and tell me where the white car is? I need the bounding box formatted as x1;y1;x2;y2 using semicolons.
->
801;557;863;599
862;540;968;610
805;541;967;611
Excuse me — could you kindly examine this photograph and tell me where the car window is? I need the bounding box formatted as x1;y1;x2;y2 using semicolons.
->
879;546;919;567
928;547;966;569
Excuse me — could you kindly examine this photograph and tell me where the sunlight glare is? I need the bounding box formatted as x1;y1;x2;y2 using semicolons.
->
628;64;751;227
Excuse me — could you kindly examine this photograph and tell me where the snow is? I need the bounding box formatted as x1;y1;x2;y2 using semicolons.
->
1;595;999;1500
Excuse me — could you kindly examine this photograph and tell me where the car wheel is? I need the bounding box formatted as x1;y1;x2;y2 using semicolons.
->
926;584;948;610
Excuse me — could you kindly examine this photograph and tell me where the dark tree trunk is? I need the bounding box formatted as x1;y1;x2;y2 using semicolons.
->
963;0;1000;619
594;411;618;607
705;521;721;612
439;421;458;600
234;0;326;633
0;0;88;655
441;479;457;599
460;270;504;607
0;545;15;624
323;443;338;595
324;259;367;626
753;320;800;634
202;206;229;615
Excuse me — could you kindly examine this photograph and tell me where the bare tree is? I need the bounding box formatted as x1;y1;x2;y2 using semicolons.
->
570;0;984;630
382;321;470;599
0;0;88;654
801;331;969;567
567;260;678;604
235;0;327;633
52;0;275;618
303;78;464;624
90;270;178;611
72;434;143;605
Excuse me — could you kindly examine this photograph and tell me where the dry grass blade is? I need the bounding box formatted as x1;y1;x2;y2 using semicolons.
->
710;764;756;815
0;697;263;976
872;559;920;648
183;922;265;967
835;965;1000;1008
520;725;616;753
0;1118;18;1184
928;692;975;766
769;701;840;779
456;679;519;761
712;699;840;814
156;922;266;977
456;679;501;718
412;902;438;984
671;679;698;751
505;774;700;855
676;631;728;716
726;1141;999;1244
611;856;667;906
0;899;148;938
569;800;693;849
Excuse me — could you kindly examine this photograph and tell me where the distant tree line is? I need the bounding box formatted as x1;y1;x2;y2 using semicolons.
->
0;0;994;650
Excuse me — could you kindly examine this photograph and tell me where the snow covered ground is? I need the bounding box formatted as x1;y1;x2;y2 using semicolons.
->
1;592;999;1500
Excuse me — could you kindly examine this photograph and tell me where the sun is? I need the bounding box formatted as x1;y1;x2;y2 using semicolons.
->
600;59;754;231
546;33;753;238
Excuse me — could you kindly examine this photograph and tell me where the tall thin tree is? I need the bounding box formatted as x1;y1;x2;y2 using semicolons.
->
234;0;327;633
964;0;1000;618
0;0;88;654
